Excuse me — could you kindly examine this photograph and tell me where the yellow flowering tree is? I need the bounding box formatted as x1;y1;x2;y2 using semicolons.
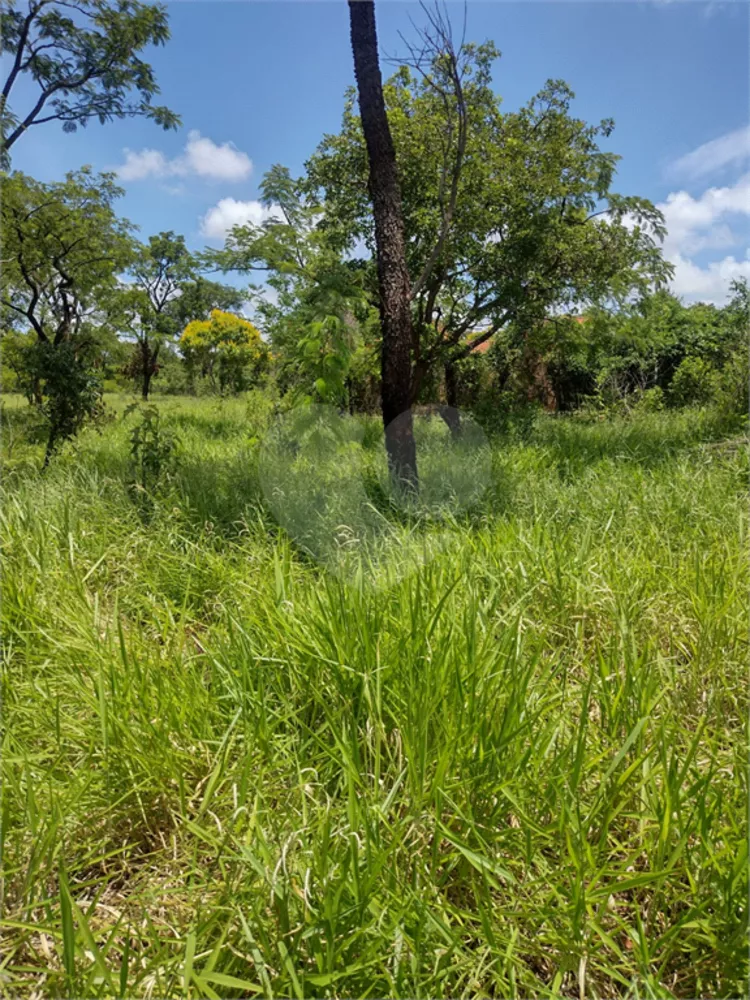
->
179;309;268;394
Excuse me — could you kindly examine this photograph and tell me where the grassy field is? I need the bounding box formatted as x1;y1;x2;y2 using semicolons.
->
1;393;747;998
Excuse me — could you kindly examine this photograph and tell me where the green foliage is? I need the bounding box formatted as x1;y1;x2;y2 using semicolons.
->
668;355;716;407
306;52;672;377
204;165;376;404
0;0;180;165
125;402;178;495
119;231;197;396
633;385;666;414
0;168;135;343
468;286;748;420
24;339;104;463
0;328;35;393
164;276;246;329
127;231;196;339
0;168;133;458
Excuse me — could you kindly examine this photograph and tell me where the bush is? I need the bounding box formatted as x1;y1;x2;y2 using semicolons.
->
712;348;749;423
632;386;666;414
126;403;180;498
668;356;715;407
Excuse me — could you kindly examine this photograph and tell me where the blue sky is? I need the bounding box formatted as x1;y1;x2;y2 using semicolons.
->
9;0;750;304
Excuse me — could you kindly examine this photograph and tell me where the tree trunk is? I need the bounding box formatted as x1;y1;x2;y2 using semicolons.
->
440;360;462;437
140;339;152;399
348;0;417;492
42;425;57;470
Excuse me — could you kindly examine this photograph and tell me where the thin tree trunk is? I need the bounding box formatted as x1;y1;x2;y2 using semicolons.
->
42;426;57;469
141;339;156;399
348;0;417;491
440;360;461;437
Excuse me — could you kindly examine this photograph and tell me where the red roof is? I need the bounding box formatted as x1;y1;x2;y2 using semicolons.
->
467;315;586;353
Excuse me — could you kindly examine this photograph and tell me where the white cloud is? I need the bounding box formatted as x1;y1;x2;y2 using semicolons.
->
117;148;170;181
115;131;252;183
654;173;750;302
599;173;750;304
658;173;750;259
669;125;750;181
182;131;252;181
200;198;283;239
669;252;750;303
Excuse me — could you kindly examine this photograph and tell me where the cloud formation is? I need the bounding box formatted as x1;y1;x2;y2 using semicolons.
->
656;172;750;303
116;131;252;182
668;251;750;302
669;125;750;181
200;198;283;239
658;173;750;257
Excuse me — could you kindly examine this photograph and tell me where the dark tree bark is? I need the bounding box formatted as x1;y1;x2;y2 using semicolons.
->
139;339;160;400
348;0;418;491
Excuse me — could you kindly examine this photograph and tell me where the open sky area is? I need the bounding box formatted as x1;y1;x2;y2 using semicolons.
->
9;0;750;305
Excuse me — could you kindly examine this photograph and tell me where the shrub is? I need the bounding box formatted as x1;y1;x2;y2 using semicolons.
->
126;404;180;497
668;356;716;407
632;386;666;414
712;348;749;423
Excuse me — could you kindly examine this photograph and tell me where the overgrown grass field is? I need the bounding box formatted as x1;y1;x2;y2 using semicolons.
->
1;394;747;998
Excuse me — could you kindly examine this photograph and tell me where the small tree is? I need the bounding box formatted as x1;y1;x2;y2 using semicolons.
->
0;0;179;164
203;164;375;407
179;309;268;394
125;231;196;398
0;168;135;462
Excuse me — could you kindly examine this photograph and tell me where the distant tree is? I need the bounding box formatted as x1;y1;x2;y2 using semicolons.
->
203;164;375;406
165;276;246;328
0;327;37;396
179;309;268;394
0;0;179;165
0;168;134;462
123;231;196;398
347;0;418;489
725;277;749;337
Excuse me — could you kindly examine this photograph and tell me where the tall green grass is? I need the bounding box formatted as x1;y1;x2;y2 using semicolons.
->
1;395;747;998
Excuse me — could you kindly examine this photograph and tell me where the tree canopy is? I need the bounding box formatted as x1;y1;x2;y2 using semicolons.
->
0;167;135;343
179;308;268;394
118;231;196;397
203;165;375;403
0;0;180;164
306;44;673;398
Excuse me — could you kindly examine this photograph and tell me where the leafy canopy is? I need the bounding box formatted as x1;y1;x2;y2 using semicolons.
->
0;167;135;344
179;308;268;393
203;165;376;402
306;47;673;389
124;230;197;338
0;0;180;164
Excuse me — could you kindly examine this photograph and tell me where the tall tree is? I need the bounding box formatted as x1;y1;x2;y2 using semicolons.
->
0;0;179;165
309;22;672;412
0;168;135;461
165;276;246;329
348;0;417;489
